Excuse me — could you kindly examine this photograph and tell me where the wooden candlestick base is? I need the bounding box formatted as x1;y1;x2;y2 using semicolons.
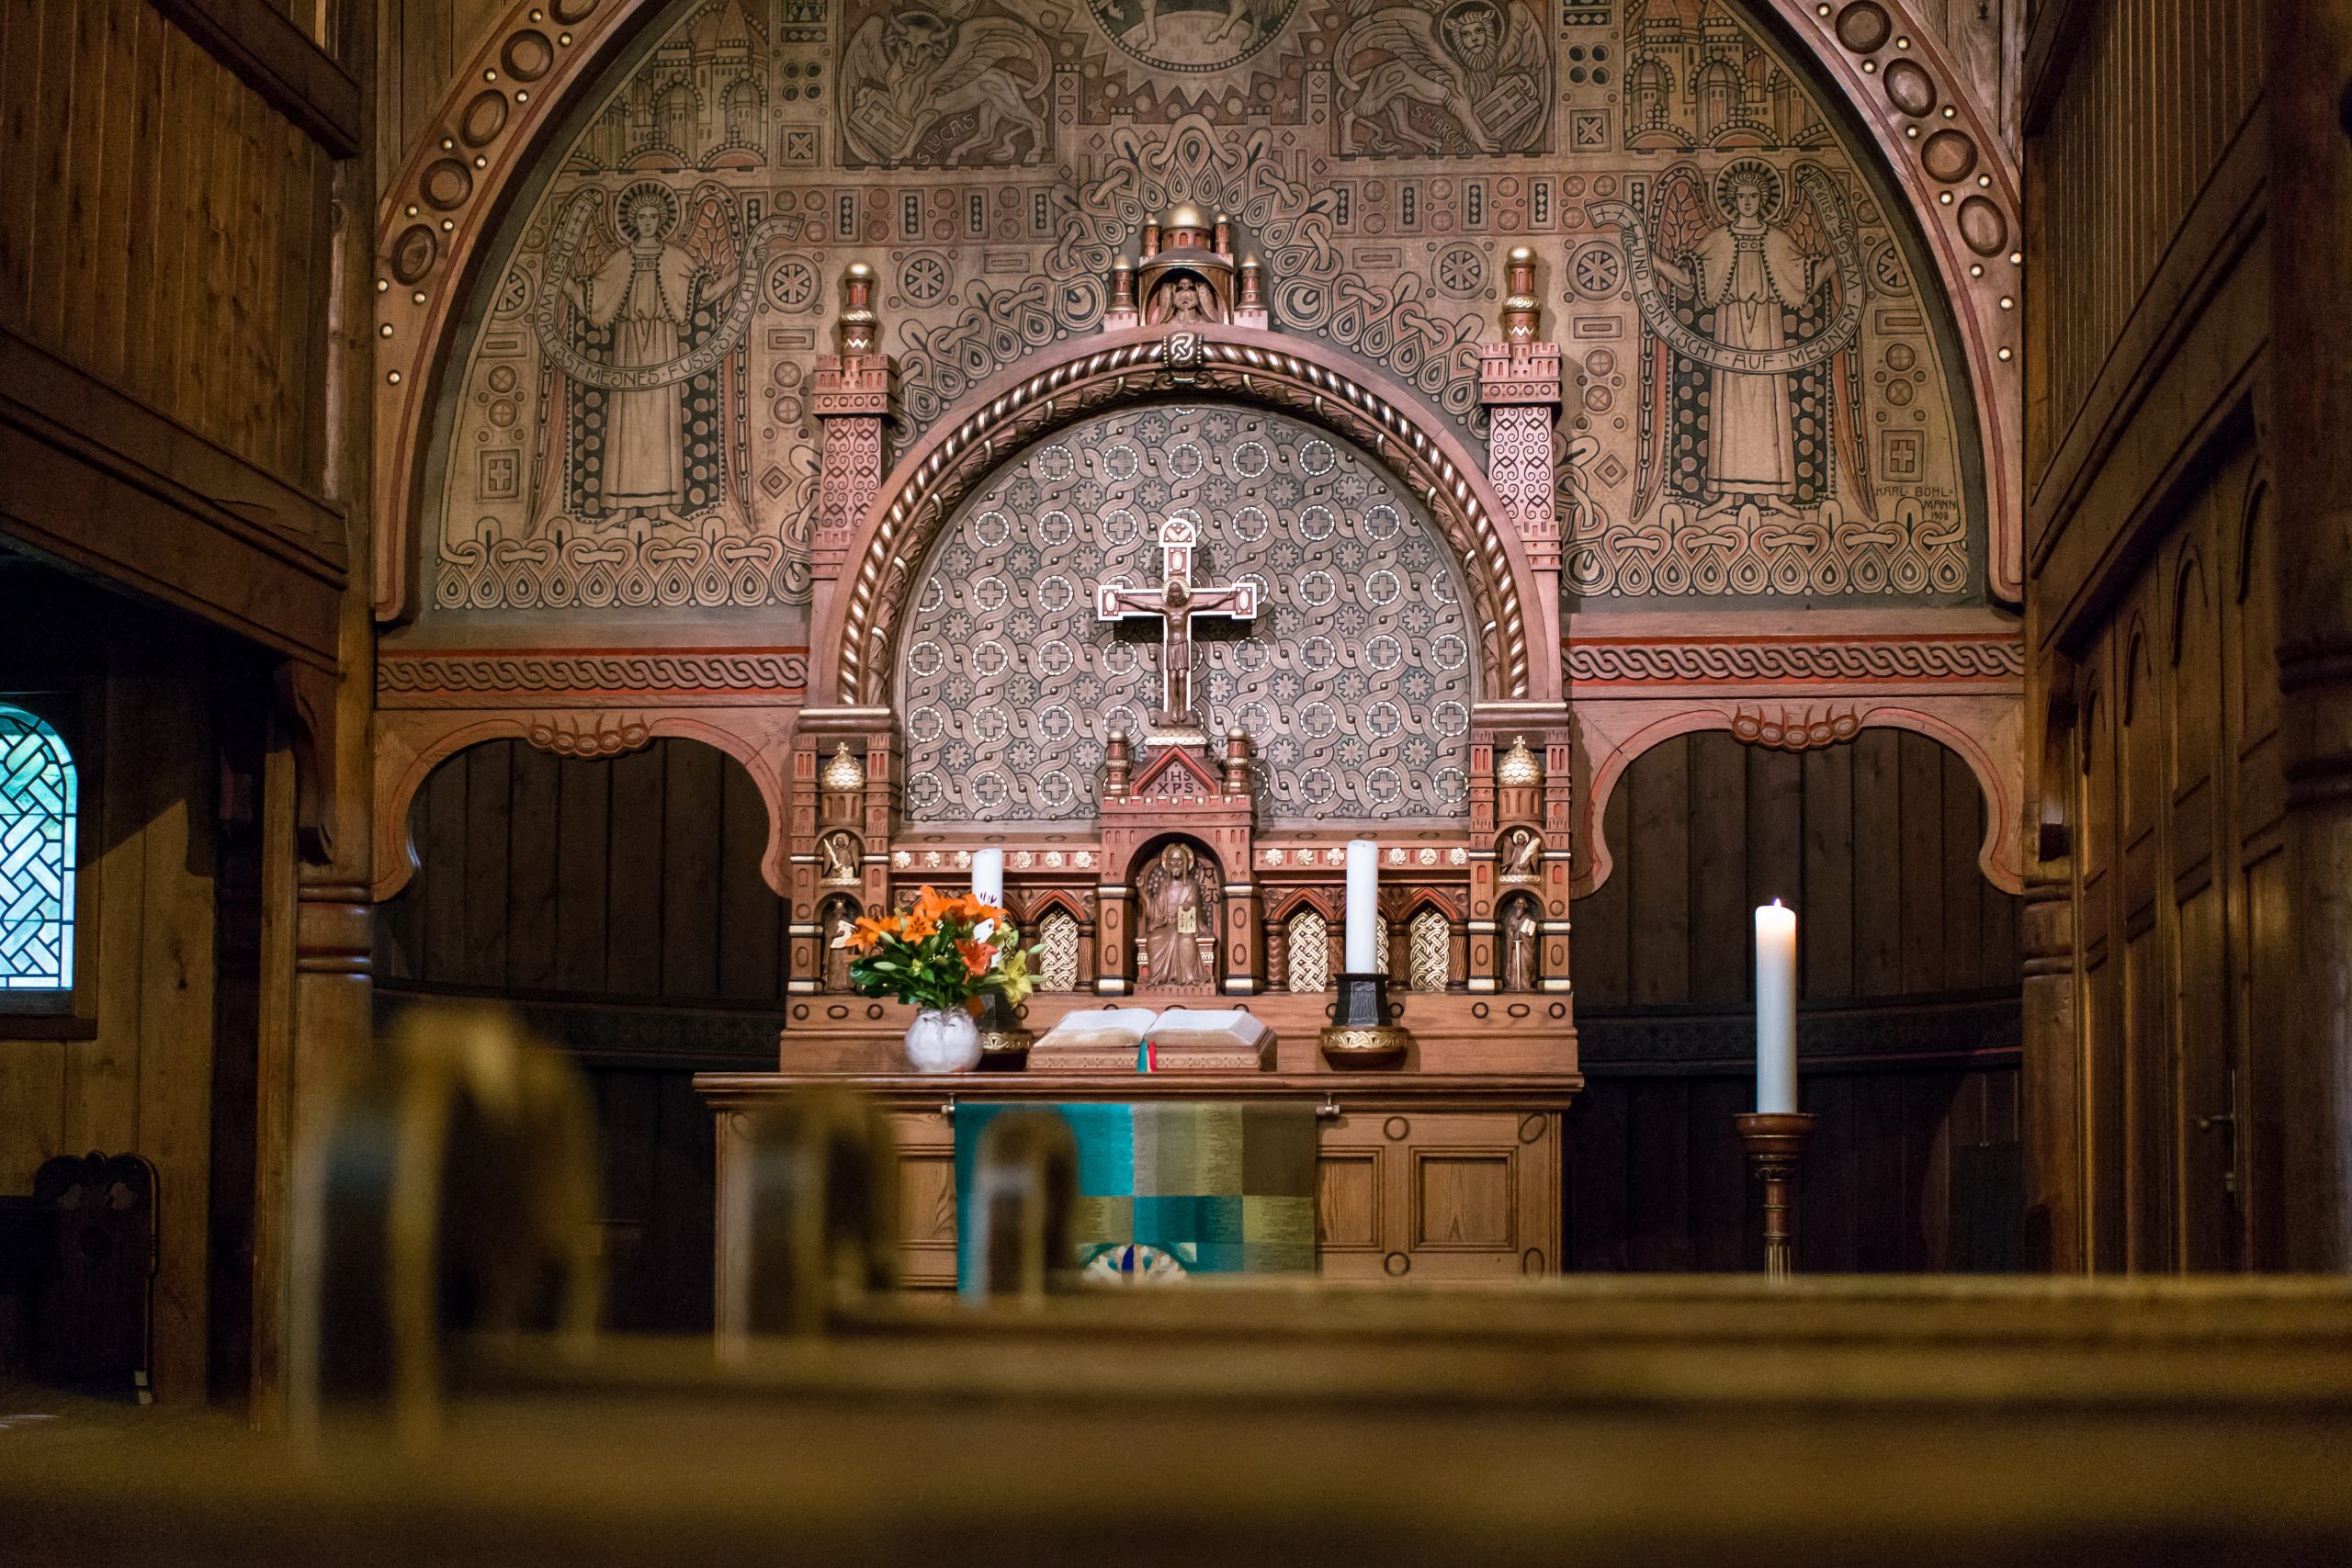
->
1734;1111;1815;1280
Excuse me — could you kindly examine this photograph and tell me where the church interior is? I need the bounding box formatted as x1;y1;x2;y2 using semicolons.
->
6;0;2352;1558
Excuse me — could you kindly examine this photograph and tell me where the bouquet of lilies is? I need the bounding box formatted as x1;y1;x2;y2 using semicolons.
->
833;885;1035;1013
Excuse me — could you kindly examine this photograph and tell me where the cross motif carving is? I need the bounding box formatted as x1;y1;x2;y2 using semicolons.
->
1095;516;1259;730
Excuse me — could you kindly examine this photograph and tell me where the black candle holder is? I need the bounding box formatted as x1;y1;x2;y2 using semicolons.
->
1318;971;1412;1068
973;989;1033;1070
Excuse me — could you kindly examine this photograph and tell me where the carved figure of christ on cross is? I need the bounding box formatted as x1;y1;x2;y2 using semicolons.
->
1095;516;1260;731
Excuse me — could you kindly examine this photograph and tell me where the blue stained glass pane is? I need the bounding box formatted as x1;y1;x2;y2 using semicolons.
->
0;706;76;990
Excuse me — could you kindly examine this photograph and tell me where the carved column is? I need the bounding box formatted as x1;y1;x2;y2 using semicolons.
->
2018;872;2079;1271
810;264;893;589
2268;0;2352;1269
1480;247;1564;659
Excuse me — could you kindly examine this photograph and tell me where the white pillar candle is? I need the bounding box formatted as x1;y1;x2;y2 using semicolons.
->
1755;900;1798;1114
1344;840;1379;974
972;847;1004;908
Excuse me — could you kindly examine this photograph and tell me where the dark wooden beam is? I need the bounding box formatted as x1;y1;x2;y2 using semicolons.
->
147;0;362;159
2021;0;2103;135
0;330;346;670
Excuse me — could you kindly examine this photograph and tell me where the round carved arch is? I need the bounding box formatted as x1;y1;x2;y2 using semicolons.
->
368;0;2025;624
812;326;1546;707
1575;699;2024;898
370;711;792;904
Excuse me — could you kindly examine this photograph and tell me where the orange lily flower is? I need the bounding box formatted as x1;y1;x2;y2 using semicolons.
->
956;938;998;977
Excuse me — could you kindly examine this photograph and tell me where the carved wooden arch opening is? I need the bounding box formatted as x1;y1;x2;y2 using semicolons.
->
1576;704;2024;898
371;0;2024;625
817;328;1543;709
371;716;789;903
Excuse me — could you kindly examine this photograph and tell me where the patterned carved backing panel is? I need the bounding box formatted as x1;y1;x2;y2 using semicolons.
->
1285;909;1329;993
427;0;1983;616
898;403;1476;825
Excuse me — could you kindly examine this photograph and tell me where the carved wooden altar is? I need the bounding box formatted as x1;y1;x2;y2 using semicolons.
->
699;215;1582;1296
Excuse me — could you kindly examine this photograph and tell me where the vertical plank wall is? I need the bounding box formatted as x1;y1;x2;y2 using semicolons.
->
1569;730;2024;1272
376;739;788;1330
0;0;336;490
0;578;276;1399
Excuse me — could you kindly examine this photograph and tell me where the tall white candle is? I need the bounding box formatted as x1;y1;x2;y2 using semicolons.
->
972;847;1004;908
1754;900;1798;1114
1344;840;1379;974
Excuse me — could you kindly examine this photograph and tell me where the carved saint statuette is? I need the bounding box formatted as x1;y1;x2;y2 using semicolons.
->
1138;841;1216;990
1502;897;1539;992
1500;827;1541;882
820;831;862;885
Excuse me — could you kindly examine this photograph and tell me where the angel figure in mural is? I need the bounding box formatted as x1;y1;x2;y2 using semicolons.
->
839;4;1051;167
1148;273;1216;326
533;180;754;530
1334;0;1548;156
1600;161;1872;524
1139;841;1217;990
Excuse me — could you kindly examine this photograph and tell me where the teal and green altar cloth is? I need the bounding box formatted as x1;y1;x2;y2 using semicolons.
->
953;1102;1317;1287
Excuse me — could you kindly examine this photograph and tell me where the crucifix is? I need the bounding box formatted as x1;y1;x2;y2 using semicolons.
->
1095;516;1259;731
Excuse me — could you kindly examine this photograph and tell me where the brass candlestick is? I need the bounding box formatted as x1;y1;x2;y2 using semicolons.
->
1318;972;1412;1068
972;990;1033;1070
1734;1111;1816;1280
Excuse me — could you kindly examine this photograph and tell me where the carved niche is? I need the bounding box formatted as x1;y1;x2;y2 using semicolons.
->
895;402;1477;825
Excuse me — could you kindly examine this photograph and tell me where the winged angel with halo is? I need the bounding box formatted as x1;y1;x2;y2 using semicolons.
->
840;3;1051;167
1600;162;1871;525
1335;0;1549;156
529;180;774;535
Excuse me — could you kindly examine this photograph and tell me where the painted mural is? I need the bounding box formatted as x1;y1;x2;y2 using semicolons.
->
430;0;1978;613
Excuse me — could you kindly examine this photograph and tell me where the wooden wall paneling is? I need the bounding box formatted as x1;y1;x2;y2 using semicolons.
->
2171;502;2234;1269
1683;1075;1750;1271
1800;1072;1859;1271
553;750;611;996
590;1067;660;1331
648;1068;717;1331
1851;731;1905;997
130;655;220;1403
1940;750;1984;987
0;0;39;321
1898;735;1948;994
2231;481;2287;1267
660;742;721;1001
27;0;74;343
506;741;560;993
461;739;511;989
1575;780;1631;1007
603;747;666;998
419;747;468;985
1743;747;1803;913
1627;737;1690;1007
1566;1072;1631;1272
119;2;164;408
2078;653;2126;1271
87;0;134;387
2120;620;2177;1271
716;759;780;1004
1689;738;1747;1007
1801;744;1857;999
1622;1077;1690;1271
0;1043;66;1190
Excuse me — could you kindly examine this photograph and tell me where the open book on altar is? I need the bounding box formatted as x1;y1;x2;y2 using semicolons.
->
1029;1008;1274;1072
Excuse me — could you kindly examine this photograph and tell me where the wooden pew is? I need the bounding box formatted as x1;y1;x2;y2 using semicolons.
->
14;1004;2346;1565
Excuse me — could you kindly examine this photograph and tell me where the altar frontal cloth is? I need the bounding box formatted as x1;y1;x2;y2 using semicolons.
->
954;1102;1317;1286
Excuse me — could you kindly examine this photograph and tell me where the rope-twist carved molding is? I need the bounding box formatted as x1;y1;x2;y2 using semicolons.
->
379;650;810;696
1569;637;2024;685
836;336;1532;705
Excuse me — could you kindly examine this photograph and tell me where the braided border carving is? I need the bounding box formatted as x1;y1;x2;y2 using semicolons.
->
379;651;809;695
836;337;1531;704
1569;637;2023;685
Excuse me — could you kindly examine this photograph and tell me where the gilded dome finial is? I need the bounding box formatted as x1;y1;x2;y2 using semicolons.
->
821;741;866;793
1497;735;1543;787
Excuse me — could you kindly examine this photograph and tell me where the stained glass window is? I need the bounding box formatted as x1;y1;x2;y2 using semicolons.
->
0;705;77;991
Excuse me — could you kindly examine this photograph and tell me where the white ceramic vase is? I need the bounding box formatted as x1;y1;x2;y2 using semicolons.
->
903;1005;981;1074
